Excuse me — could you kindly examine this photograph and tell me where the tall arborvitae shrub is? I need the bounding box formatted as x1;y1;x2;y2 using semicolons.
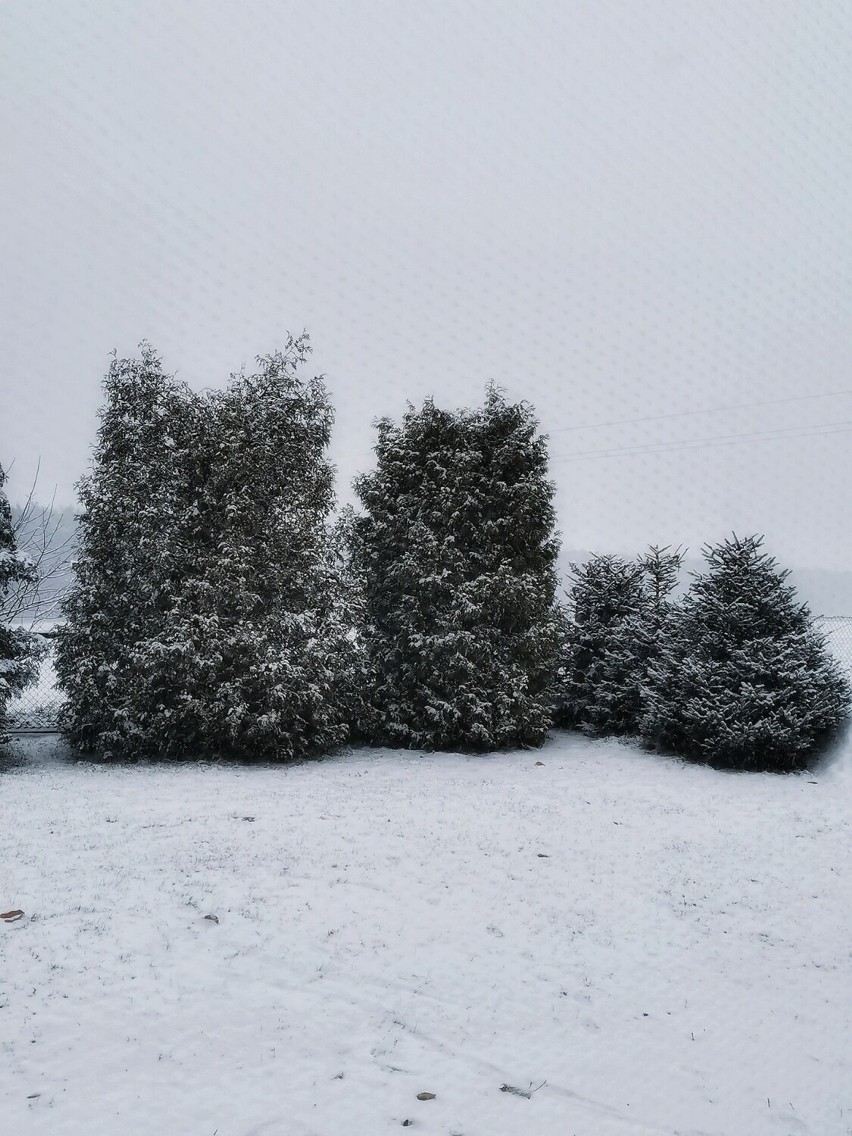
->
352;387;562;752
0;464;45;742
55;346;194;756
130;341;354;760
57;335;353;760
641;534;850;771
555;553;647;736
328;504;373;742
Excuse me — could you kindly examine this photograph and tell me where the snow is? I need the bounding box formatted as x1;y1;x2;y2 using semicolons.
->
2;733;851;1136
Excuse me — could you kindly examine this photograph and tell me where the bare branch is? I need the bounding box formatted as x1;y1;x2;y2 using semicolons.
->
3;464;77;629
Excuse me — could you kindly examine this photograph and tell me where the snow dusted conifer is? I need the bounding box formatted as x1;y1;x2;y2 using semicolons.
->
555;553;647;736
638;544;685;620
633;543;686;678
55;346;194;756
641;534;850;771
133;337;353;759
0;464;45;742
352;386;562;752
555;545;686;738
58;335;352;760
327;504;373;741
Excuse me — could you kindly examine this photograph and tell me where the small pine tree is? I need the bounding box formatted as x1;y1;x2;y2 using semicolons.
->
641;534;850;771
352;386;562;752
638;545;685;621
0;464;46;742
633;542;686;684
555;553;647;736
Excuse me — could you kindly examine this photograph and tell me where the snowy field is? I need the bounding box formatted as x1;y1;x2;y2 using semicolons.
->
2;734;851;1136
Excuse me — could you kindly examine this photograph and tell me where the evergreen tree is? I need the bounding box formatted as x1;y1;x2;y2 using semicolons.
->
57;335;353;760
555;553;647;736
55;345;195;756
327;504;374;742
128;341;353;760
0;464;45;742
633;543;686;689
555;545;685;738
352;386;562;752
638;544;685;619
641;534;850;771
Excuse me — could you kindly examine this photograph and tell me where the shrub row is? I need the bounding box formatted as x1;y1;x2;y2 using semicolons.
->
3;339;847;770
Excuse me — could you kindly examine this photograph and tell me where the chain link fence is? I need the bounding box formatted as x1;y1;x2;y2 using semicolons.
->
6;631;64;734
812;616;852;678
6;617;852;735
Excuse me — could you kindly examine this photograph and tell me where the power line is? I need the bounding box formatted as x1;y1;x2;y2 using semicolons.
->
550;418;852;464
547;388;852;436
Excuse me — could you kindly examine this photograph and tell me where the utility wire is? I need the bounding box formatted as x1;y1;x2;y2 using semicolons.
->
547;388;852;435
550;419;852;464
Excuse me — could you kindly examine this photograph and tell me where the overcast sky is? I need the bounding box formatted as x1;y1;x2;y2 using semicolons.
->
2;0;852;569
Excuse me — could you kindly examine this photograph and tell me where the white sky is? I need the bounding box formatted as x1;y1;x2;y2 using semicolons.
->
2;0;852;569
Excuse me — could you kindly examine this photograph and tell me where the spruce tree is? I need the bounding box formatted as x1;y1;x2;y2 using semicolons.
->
633;543;686;692
638;545;685;619
641;534;850;771
0;464;45;742
352;386;562;752
555;545;685;738
555;553;647;736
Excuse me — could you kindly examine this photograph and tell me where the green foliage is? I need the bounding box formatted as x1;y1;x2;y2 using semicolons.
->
0;464;45;741
351;386;562;752
641;535;850;771
555;546;685;737
56;336;353;760
555;554;646;736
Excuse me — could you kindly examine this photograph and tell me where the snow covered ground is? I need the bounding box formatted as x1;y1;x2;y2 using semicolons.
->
2;733;851;1136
